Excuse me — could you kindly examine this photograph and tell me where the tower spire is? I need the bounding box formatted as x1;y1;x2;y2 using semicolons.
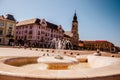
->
75;10;76;16
73;10;77;22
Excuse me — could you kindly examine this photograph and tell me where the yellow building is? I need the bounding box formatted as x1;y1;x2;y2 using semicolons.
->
0;14;16;45
78;40;115;52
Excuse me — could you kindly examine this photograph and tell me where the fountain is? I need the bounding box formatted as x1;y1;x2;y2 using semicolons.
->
50;38;73;50
37;55;78;70
37;38;78;70
0;47;120;80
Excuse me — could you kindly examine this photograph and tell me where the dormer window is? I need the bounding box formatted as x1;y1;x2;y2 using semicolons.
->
40;19;47;27
42;22;45;24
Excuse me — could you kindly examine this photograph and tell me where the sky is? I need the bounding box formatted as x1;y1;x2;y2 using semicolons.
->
0;0;120;46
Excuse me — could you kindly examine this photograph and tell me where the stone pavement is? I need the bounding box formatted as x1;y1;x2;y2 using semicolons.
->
0;47;120;80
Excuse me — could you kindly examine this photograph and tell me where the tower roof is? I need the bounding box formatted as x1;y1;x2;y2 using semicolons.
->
73;11;77;22
5;14;16;21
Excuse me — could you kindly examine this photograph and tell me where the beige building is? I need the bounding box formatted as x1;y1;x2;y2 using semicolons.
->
0;14;16;45
78;40;115;52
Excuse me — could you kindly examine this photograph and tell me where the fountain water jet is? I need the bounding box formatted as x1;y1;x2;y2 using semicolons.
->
37;38;77;70
50;38;73;50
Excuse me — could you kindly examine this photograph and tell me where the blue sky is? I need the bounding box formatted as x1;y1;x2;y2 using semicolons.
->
0;0;120;46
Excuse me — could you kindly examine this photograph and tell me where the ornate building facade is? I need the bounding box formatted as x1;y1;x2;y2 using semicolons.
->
0;14;16;45
15;18;64;48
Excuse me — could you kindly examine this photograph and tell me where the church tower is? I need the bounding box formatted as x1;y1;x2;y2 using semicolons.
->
71;11;79;48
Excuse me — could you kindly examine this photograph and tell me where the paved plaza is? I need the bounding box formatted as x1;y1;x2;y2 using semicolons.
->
0;47;120;80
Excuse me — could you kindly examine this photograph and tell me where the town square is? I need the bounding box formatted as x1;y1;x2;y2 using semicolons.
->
0;0;120;80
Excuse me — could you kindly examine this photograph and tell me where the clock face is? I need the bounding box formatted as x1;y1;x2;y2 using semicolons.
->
73;22;77;25
0;21;4;26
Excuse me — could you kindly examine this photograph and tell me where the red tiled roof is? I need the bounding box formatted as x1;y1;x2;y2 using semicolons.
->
83;40;108;42
95;40;107;42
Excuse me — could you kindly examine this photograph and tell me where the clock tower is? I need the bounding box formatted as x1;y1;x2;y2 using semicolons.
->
71;12;79;48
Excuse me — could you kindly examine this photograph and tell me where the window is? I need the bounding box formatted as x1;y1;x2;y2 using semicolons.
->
47;33;49;36
16;27;18;29
51;29;53;32
21;36;23;39
9;24;13;27
48;28;50;31
38;36;39;39
9;24;13;29
29;30;32;34
26;26;28;28
41;31;44;34
16;31;18;34
73;25;75;28
0;21;4;26
51;34;53;37
29;36;32;39
24;35;27;40
25;30;27;33
30;26;32;29
0;30;3;35
22;26;24;29
0;38;1;42
41;37;44;42
9;27;12;29
15;36;18;40
42;22;45;24
8;32;11;35
39;26;40;29
38;31;40;35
